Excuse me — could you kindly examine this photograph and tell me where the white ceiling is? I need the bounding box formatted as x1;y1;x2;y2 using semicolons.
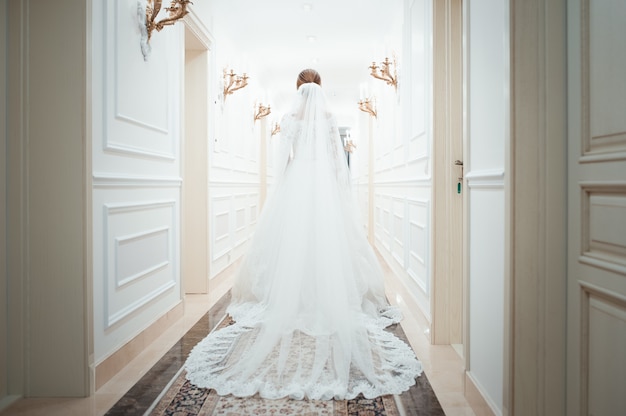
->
207;0;404;127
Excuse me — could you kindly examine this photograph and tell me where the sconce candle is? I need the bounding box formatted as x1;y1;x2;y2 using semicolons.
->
145;0;191;42
271;122;281;136
223;69;249;100
358;98;377;118
369;56;398;91
254;103;271;122
139;0;191;60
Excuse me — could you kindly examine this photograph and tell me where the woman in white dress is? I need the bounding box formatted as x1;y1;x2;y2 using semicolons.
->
185;69;422;400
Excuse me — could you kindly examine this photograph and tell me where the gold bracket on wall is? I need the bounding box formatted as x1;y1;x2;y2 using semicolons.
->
271;122;281;136
139;0;191;60
254;103;271;122
223;69;249;100
358;98;377;118
369;56;398;91
145;0;191;42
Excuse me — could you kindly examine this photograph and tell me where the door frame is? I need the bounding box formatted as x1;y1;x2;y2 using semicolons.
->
506;0;567;414
182;11;213;294
431;0;464;348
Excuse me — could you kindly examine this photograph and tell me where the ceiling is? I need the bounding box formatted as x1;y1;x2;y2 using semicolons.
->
207;0;404;127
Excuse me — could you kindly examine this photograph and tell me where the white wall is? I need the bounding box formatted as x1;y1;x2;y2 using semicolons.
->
91;0;183;365
465;0;508;413
208;71;260;278
371;0;433;321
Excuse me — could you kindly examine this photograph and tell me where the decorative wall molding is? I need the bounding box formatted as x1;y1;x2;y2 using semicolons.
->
210;192;258;264
579;280;626;413
107;280;176;328
104;199;176;214
580;182;626;276
103;142;176;161
580;151;626;163
580;0;626;160
209;180;260;188
465;169;505;188
102;0;177;161
183;5;213;52
103;200;177;329
114;113;169;135
374;177;432;186
93;173;182;188
407;198;429;292
115;226;170;288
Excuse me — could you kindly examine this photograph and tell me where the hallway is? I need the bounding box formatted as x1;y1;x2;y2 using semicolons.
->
2;0;626;415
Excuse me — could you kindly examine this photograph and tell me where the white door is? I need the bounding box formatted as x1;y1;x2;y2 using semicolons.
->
567;0;626;414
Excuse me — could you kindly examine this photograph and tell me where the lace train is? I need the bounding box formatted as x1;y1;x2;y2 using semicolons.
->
185;303;422;400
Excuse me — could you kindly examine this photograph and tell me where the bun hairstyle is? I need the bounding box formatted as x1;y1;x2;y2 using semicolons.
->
296;69;322;89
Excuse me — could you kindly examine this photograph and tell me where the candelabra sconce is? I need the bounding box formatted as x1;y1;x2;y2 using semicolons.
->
358;98;377;118
223;69;249;100
145;0;191;42
254;103;271;122
140;0;191;59
369;56;397;91
344;140;357;153
271;122;281;136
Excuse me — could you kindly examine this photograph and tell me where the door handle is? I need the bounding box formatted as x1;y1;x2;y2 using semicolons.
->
455;160;464;194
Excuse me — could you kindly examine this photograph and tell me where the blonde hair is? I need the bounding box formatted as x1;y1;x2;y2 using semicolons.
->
296;69;322;89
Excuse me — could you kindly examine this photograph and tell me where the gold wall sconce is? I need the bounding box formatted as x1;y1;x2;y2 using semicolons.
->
223;69;249;100
140;0;191;59
271;122;281;136
254;103;271;122
358;98;377;118
344;140;357;153
369;57;397;91
145;0;191;43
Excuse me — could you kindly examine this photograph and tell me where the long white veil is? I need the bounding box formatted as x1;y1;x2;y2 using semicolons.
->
184;82;421;400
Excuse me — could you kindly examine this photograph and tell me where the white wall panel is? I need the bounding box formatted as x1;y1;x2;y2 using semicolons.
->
582;284;626;415
93;187;182;360
91;0;182;365
93;0;180;176
103;201;177;328
115;226;169;288
465;0;508;411
369;0;432;321
407;198;429;294
467;185;504;412
208;186;259;277
587;0;626;152
581;184;626;275
467;0;506;173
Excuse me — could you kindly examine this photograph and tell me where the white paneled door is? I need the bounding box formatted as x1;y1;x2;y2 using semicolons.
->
567;0;626;414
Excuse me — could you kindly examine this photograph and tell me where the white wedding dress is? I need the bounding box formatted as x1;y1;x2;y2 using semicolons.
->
184;83;422;400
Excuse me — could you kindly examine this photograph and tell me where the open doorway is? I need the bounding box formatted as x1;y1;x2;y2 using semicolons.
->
182;22;210;293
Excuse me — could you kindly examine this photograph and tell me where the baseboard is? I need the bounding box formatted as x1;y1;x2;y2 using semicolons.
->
0;395;21;413
94;301;184;390
376;249;431;317
465;371;499;416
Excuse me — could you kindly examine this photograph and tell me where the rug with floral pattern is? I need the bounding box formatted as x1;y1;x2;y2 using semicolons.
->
150;316;405;416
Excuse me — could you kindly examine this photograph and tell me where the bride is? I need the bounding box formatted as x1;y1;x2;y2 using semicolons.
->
184;69;422;400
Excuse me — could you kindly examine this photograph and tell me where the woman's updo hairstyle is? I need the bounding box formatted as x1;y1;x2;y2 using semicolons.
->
296;69;322;89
